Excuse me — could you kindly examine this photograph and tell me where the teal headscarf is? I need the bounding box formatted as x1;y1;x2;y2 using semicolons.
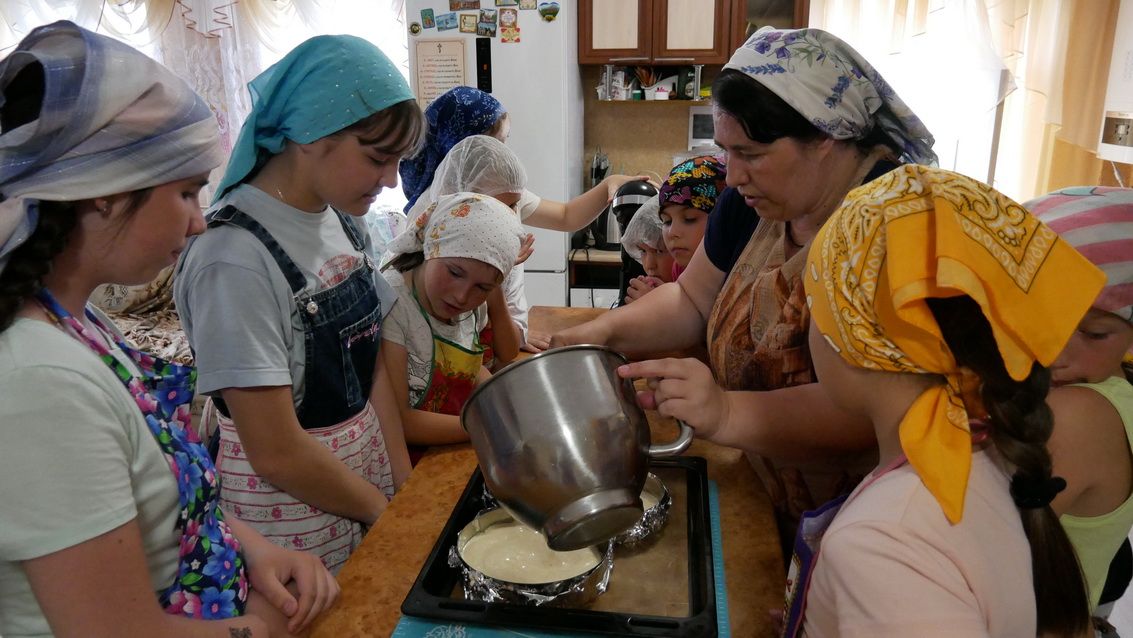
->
214;34;415;201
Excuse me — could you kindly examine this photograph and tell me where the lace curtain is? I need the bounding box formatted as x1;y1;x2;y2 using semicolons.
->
0;0;410;336
1;0;410;207
809;0;1119;202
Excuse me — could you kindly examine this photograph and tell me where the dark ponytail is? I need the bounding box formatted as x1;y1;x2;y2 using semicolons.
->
928;295;1089;637
0;200;78;332
0;59;79;333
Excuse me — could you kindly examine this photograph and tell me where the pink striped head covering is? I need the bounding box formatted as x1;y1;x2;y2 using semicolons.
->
1027;187;1133;323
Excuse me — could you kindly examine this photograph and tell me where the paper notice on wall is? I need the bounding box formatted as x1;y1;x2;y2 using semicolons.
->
414;39;466;108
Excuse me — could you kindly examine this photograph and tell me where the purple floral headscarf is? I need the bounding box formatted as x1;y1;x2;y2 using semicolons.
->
724;27;937;166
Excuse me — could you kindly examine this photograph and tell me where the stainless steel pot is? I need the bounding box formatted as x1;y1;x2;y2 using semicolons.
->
461;345;693;551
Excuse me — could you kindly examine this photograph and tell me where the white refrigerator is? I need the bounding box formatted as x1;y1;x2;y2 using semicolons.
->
403;1;584;307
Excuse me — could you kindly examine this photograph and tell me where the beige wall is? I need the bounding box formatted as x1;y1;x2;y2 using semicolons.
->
581;65;719;183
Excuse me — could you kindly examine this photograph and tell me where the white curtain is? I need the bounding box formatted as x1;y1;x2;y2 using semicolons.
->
1;0;411;207
809;0;1071;202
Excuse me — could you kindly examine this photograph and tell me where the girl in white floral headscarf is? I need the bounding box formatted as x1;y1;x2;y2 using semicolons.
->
379;193;524;459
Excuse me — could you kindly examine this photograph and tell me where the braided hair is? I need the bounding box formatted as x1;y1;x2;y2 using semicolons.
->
928;295;1089;637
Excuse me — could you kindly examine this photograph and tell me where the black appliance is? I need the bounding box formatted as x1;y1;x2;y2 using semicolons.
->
591;180;656;251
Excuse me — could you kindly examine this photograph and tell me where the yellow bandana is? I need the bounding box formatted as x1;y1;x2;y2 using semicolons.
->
804;165;1104;523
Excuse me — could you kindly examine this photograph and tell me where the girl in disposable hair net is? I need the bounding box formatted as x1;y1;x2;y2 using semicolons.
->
784;166;1099;637
378;193;525;459
174;34;422;573
1022;187;1133;619
400;85;646;233
408;134;540;358
0;21;336;637
619;195;675;304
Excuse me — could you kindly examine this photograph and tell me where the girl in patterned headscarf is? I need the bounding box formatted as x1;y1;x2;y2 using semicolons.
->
0;21;336;636
791;165;1098;637
175;34;424;572
1024;187;1133;615
657;155;726;280
408;134;536;361
378;193;525;454
399;86;508;212
556;28;939;557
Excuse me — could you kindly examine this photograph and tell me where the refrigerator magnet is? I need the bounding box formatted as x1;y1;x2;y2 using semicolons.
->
409;22;422;35
500;8;519;42
421;9;435;28
436;12;458;31
476;20;497;37
459;13;477;33
538;2;559;21
519;0;537;8
450;0;478;10
495;0;518;5
479;9;498;24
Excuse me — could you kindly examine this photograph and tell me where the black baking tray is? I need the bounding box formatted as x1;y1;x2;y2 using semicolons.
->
400;455;716;637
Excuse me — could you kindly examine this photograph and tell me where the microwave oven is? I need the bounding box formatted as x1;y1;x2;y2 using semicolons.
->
687;105;715;150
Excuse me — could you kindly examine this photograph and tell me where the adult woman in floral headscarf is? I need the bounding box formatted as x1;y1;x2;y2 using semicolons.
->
0;21;336;637
554;27;938;553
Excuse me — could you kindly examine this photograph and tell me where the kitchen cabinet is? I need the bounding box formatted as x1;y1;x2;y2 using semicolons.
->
729;0;810;52
578;0;733;65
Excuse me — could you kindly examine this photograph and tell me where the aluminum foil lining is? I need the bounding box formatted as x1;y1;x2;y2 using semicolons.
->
448;508;614;607
613;473;671;549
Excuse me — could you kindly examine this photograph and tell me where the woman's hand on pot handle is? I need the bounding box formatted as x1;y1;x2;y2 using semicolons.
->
618;357;729;441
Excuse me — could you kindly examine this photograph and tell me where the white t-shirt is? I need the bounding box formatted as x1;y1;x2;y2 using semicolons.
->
516;189;541;220
0;317;180;637
502;262;528;342
175;185;397;406
380;269;488;408
802;450;1035;637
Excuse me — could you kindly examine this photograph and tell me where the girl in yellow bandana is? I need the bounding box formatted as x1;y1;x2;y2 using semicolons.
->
785;166;1100;637
378;193;525;456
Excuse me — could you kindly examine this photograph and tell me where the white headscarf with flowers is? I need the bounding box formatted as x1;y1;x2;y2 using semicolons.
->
724;26;937;166
385;192;524;277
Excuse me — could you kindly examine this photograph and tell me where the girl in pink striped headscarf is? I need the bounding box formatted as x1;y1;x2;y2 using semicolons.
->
1027;186;1133;618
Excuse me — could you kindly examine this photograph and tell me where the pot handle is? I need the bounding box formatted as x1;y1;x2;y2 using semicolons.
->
647;420;694;457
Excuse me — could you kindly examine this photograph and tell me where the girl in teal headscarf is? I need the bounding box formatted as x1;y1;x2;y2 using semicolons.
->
175;35;424;572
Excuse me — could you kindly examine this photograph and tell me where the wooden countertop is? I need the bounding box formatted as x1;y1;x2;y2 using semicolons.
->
310;306;785;637
569;247;622;265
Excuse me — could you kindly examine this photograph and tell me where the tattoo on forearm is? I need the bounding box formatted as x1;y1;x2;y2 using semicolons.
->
229;628;252;638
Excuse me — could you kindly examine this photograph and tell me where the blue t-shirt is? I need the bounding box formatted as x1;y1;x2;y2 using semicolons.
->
703;187;758;273
703;160;902;274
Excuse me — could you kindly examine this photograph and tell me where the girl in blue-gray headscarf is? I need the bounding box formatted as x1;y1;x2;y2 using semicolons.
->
0;21;338;637
175;34;423;573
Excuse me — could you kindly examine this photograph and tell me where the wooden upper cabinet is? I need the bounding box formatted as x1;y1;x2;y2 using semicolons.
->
578;0;653;64
578;0;732;64
653;0;732;64
729;0;810;52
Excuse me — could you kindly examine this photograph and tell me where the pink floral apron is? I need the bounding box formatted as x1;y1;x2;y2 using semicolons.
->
213;403;395;574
